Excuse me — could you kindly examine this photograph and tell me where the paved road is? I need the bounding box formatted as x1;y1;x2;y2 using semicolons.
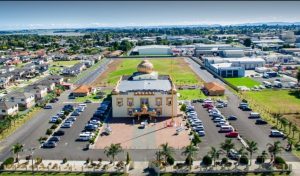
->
0;59;111;161
185;57;299;162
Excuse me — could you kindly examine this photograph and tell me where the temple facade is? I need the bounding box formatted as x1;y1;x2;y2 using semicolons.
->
111;60;178;119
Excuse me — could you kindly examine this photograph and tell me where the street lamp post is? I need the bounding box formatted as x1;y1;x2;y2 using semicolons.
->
29;148;36;175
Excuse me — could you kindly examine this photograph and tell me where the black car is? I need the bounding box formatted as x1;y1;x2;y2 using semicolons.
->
63;104;74;111
227;115;237;120
255;119;268;125
53;130;65;136
48;136;60;142
241;106;252;111
42;141;56;148
50;98;59;103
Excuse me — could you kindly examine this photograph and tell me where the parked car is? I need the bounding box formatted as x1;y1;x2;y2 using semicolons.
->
228;149;241;160
216;103;224;108
255;119;268;125
53;130;65;136
49;116;60;123
270;130;284;137
50;98;59;103
61;121;73;128
227;115;237;120
249;112;260;119
63;104;74;111
219;125;234;133
85;124;97;131
85;100;92;103
44;105;53;109
197;131;206;137
42;141;56;148
71;111;80;116
225;131;239;138
48;136;60;143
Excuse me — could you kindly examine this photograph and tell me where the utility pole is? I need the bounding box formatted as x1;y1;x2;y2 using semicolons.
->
30;148;35;175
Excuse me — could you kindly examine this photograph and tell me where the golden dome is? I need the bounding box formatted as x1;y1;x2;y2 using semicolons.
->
137;60;153;74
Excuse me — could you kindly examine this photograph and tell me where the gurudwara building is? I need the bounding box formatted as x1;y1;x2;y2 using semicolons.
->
112;60;178;119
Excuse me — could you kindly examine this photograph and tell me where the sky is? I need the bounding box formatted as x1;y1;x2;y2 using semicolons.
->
1;1;300;30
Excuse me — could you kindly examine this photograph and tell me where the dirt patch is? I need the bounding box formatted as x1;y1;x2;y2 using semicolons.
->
91;59;122;87
284;114;300;128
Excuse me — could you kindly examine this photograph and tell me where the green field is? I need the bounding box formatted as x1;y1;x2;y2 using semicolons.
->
225;77;261;88
177;89;206;100
243;90;300;113
50;60;81;67
99;59;202;86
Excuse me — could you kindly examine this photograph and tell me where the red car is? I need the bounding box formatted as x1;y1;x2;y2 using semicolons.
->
225;131;239;138
203;103;213;108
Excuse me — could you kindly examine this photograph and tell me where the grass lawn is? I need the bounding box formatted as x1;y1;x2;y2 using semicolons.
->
243;90;300;113
177;89;206;100
225;77;261;88
50;60;81;67
93;58;202;87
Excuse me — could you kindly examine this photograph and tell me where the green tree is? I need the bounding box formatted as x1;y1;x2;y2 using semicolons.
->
246;140;258;165
126;152;131;165
220;139;235;156
180;104;186;112
11;143;23;163
182;144;199;168
160;143;174;165
292;124;298;138
267;141;284;163
243;38;252;47
191;133;201;146
288;121;293;136
296;68;300;84
208;147;222;166
104;143;123;165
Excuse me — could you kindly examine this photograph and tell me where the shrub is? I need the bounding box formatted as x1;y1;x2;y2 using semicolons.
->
46;129;53;135
3;157;14;165
50;124;58;129
239;155;249;165
38;136;48;143
55;119;62;124
86;158;90;164
62;158;67;164
180;104;187;112
274;156;286;165
221;157;228;164
35;157;43;165
185;157;193;166
256;156;265;164
202;155;212;166
167;155;175;166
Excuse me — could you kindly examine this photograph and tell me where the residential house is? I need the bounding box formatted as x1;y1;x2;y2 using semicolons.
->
72;85;95;97
0;101;19;118
47;75;64;85
62;63;86;76
11;69;26;80
4;92;35;109
35;79;56;92
25;85;48;100
0;73;14;89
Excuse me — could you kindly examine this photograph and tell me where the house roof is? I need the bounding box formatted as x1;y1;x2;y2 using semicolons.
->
0;101;18;109
73;85;92;94
204;82;225;91
4;91;34;99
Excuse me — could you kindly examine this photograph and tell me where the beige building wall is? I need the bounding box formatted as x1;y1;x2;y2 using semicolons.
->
112;92;177;118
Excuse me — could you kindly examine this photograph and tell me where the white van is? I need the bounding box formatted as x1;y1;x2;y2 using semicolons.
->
78;103;87;108
79;133;92;141
249;112;260;119
219;125;234;133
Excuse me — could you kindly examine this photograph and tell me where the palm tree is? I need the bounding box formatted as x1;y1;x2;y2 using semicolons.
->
155;150;162;165
104;143;123;165
246;140;258;166
237;147;248;165
11;143;23;163
292;125;298;138
288;121;292;136
160;143;174;165
220;139;235;156
208;147;221;166
273;113;281;127
267;141;284;163
182;144;199;168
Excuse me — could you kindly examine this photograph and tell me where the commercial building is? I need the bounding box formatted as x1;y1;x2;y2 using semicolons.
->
194;44;253;57
130;45;172;55
204;56;265;77
111;60;177;119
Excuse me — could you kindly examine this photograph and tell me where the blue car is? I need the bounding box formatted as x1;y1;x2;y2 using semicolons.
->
227;115;237;120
